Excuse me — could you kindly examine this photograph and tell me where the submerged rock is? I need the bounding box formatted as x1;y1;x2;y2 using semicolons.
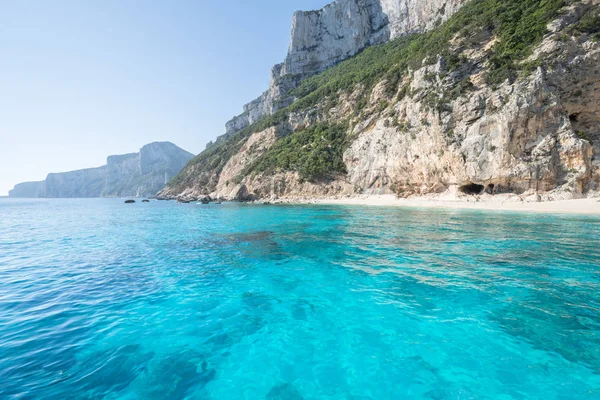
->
266;383;304;400
125;200;136;204
76;344;154;394
138;351;215;399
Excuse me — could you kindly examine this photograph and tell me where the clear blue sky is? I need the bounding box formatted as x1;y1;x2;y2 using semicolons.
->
0;0;331;195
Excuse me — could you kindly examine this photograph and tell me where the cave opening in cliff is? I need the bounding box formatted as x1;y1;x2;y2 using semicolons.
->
569;113;580;123
459;183;485;195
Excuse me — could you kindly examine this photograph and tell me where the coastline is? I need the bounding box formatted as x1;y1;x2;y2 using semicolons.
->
308;194;600;215
7;194;599;215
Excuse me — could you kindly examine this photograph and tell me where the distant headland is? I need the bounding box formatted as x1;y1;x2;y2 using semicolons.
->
9;142;194;198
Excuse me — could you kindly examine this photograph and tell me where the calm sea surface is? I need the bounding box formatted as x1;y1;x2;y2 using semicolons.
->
1;198;599;399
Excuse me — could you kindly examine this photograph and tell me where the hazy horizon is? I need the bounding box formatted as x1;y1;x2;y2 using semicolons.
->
0;0;330;195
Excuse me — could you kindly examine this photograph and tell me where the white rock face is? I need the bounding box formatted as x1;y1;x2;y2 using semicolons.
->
216;127;278;198
343;67;595;199
281;0;388;77
161;0;600;202
9;142;194;198
224;0;469;135
7;181;46;198
380;0;466;39
44;166;107;198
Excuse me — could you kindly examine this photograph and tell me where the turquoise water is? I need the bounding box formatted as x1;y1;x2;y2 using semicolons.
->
1;199;599;399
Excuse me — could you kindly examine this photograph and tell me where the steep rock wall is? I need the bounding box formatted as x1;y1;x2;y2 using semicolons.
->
8;181;46;198
380;0;466;39
103;153;139;197
224;0;468;136
9;142;194;198
44;166;107;198
162;0;600;202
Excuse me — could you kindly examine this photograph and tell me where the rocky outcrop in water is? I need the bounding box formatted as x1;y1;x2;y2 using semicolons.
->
160;0;600;203
9;142;194;198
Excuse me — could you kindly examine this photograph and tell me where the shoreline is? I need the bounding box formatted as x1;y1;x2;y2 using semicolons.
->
3;195;600;214
308;194;600;215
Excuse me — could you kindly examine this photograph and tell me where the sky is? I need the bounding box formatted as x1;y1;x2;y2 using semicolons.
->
0;0;331;195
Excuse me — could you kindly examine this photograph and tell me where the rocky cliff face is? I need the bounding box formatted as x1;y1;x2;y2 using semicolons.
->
9;142;194;198
161;0;600;202
223;0;468;136
44;166;107;198
8;181;46;198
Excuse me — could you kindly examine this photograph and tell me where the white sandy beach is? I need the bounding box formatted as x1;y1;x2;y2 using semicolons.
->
312;194;600;215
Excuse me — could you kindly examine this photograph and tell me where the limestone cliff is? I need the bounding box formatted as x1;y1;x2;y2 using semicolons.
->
7;181;46;198
9;142;194;198
44;166;108;198
223;0;468;136
161;0;600;202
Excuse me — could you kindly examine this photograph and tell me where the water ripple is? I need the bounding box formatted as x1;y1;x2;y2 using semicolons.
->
0;199;599;399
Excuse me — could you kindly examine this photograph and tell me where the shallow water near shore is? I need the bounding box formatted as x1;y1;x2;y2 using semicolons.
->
1;198;599;399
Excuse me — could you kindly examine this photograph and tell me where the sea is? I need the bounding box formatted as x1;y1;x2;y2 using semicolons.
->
0;198;599;399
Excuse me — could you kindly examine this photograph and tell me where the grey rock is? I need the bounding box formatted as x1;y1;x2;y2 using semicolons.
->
44;166;107;198
8;181;46;198
224;0;468;136
159;1;600;203
9;142;194;198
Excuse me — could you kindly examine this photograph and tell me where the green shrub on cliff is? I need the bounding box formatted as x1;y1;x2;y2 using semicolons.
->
170;0;579;191
246;123;349;182
168;110;290;189
290;0;567;104
571;7;600;41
